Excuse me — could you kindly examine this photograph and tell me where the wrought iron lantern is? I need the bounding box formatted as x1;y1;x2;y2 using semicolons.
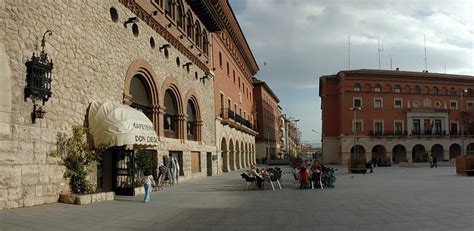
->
24;30;53;123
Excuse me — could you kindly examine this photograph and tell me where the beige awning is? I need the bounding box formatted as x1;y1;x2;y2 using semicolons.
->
88;101;158;149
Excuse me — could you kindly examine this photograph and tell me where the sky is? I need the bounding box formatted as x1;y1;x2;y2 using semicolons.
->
228;0;474;146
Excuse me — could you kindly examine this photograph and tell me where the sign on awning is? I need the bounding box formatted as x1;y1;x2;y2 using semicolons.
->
88;101;158;149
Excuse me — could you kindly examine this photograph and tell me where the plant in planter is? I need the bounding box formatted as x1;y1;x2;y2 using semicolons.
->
50;125;108;194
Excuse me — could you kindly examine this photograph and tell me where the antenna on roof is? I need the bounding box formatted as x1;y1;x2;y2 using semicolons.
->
424;35;428;72
390;54;393;70
348;35;351;70
378;38;383;69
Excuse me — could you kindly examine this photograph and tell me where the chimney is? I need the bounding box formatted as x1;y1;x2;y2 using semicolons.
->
395;68;399;71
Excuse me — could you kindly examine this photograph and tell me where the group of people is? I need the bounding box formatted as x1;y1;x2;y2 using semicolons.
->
293;159;337;189
246;165;271;189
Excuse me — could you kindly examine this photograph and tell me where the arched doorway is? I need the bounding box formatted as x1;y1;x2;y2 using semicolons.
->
431;144;444;162
449;144;461;161
221;138;228;172
371;145;387;162
350;145;366;159
392;145;407;164
467;143;474;155
412;144;427;162
164;89;179;139
229;139;235;171
235;140;240;169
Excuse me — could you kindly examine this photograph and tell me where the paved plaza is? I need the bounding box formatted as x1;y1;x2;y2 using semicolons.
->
1;165;473;231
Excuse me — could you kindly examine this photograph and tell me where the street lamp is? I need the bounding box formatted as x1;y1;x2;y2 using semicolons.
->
350;107;362;158
460;88;468;155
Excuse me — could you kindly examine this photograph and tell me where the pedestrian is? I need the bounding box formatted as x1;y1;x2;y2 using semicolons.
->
429;155;433;168
366;160;373;173
432;156;438;168
142;169;155;203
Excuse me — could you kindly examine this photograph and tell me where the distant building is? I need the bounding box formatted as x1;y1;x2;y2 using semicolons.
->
279;114;299;158
319;69;474;165
253;79;280;162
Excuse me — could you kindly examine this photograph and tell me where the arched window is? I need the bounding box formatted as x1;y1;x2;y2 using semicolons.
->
202;29;209;55
130;75;152;119
186;11;193;39
394;85;401;93
187;100;197;141
374;84;381;92
414;85;421;94
450;87;456;96
176;0;184;29
432;87;439;95
353;83;361;92
164;90;178;139
165;0;174;19
194;21;201;48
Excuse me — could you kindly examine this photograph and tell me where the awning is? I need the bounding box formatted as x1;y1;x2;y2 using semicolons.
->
88;101;158;149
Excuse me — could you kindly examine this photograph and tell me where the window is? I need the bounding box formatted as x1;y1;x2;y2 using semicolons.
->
165;0;174;19
450;122;458;135
450;87;456;96
353;97;362;108
226;62;229;76
353;120;362;132
414;85;421;94
219;52;222;66
220;93;224;111
394;122;403;134
432;87;439;95
186;11;193;39
468;101;474;110
374;121;383;135
228;99;231;110
233;70;235;80
394;99;402;109
194;22;201;48
413;119;420;135
374;98;382;108
353;83;361;92
374;84;381;92
449;100;458;110
394;85;401;93
434;119;442;135
176;0;184;29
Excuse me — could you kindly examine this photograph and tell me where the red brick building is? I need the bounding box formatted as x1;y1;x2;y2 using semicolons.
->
319;69;474;165
253;79;280;161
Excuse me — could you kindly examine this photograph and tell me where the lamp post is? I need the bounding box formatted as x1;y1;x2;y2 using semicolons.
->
350;107;362;158
460;88;468;155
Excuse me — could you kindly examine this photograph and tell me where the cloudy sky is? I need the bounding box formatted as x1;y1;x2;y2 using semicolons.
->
229;0;474;146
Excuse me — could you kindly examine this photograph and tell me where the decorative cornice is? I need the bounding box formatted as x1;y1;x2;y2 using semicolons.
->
120;0;209;73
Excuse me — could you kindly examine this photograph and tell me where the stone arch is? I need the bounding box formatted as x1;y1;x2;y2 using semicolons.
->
371;145;387;162
123;59;160;131
235;140;240;169
449;143;461;161
229;139;235;171
412;144;427;162
431;144;444;161
221;137;228;172
392;144;407;164
350;145;366;159
467;143;474;155
241;142;245;168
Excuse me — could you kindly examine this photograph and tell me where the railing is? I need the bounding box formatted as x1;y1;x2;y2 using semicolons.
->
368;130;407;137
220;108;256;131
411;130;447;136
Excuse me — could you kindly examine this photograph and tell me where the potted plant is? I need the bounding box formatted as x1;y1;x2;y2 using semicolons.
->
50;125;113;205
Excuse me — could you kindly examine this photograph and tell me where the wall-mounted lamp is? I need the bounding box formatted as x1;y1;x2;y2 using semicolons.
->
25;30;53;124
123;17;138;28
159;44;171;52
32;104;46;124
183;62;193;68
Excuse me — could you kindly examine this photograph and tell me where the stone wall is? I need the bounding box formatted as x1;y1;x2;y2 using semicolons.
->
0;0;216;209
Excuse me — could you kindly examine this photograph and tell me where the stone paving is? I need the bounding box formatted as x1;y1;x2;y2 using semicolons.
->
0;165;473;231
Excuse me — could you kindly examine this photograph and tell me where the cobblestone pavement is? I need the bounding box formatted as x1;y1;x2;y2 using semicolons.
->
1;165;473;231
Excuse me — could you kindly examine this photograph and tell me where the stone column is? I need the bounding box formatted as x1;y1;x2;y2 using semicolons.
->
158;107;166;137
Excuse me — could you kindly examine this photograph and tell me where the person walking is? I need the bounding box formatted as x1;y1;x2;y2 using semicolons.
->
432;155;438;168
143;169;155;203
429;155;433;168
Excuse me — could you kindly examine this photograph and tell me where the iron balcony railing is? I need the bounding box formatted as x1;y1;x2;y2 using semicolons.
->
220;108;255;131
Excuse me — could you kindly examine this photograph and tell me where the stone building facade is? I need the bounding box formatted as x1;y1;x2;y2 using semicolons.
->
0;0;222;209
211;0;259;173
253;79;280;162
319;69;474;165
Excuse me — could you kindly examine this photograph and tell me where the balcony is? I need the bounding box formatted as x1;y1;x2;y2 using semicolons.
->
368;130;407;137
220;108;257;135
411;130;447;137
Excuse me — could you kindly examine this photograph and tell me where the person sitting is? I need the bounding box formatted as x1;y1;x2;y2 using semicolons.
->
299;167;310;189
247;165;263;188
